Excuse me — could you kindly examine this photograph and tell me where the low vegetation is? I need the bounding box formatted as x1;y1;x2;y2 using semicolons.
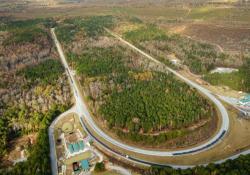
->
147;154;250;175
94;162;105;172
204;57;250;92
123;24;230;74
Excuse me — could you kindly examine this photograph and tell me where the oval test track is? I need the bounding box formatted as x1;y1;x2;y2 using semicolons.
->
50;28;229;158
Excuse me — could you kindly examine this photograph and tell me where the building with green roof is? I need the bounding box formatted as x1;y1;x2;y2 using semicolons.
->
79;140;84;150
68;144;74;154
73;143;80;152
81;160;89;171
239;94;250;107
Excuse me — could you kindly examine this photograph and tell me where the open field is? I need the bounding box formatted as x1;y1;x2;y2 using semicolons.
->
0;133;37;168
167;23;250;53
54;112;86;137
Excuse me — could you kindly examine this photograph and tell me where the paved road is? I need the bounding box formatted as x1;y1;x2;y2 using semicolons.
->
51;27;231;160
105;29;230;155
49;28;250;170
48;106;76;175
51;27;229;156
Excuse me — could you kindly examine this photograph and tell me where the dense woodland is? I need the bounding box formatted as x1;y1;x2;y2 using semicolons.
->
56;15;114;43
101;72;213;132
17;59;64;86
0;18;55;46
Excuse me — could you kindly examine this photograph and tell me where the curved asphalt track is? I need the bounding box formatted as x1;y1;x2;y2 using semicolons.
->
51;28;229;158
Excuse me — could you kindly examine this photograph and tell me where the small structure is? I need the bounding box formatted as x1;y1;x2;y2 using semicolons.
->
170;59;179;65
238;95;250;107
72;162;81;174
210;67;238;74
238;94;250;118
80;159;90;171
67;140;85;155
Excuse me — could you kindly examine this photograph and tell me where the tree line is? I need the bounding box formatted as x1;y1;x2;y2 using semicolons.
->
145;154;250;175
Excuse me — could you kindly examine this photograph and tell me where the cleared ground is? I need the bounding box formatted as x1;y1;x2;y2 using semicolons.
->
166;23;250;54
1;133;37;168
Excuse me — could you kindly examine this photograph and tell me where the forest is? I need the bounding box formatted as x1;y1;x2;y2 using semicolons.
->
18;59;64;86
67;47;130;77
1;18;54;46
0;15;248;174
56;15;114;44
101;72;213;132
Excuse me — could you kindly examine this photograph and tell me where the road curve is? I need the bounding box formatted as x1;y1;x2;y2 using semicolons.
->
49;106;77;175
50;28;229;157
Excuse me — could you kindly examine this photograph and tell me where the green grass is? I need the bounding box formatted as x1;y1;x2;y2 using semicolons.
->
204;71;243;90
204;57;250;92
